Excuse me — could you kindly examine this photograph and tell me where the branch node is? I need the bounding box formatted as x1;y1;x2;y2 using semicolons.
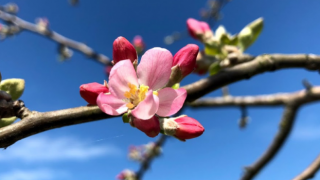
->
12;100;31;119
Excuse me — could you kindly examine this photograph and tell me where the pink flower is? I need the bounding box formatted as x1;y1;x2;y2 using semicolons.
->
173;44;199;77
113;36;137;64
80;82;109;105
186;18;211;40
160;115;204;141
96;47;187;120
133;35;145;55
132;116;160;137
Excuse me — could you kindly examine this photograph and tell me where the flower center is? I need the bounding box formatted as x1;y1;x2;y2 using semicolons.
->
124;83;158;109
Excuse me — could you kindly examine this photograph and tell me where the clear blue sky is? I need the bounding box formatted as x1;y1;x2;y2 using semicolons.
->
1;0;320;180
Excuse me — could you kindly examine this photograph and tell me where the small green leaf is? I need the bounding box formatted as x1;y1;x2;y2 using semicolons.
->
238;17;264;51
0;116;17;128
0;78;25;100
228;35;239;46
215;25;227;41
204;40;221;57
122;113;130;123
208;62;221;76
171;83;180;90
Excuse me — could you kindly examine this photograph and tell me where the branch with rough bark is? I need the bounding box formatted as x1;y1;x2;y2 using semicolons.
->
1;53;320;150
184;54;320;102
293;153;320;180
191;86;320;180
0;9;111;65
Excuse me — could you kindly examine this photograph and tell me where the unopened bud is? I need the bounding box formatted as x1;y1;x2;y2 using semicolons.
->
160;115;204;141
79;82;109;105
173;44;199;78
186;18;213;42
113;36;137;64
132;35;145;55
132;116;160;138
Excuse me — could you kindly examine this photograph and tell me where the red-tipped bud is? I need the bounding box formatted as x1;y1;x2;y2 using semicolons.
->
80;82;109;105
173;44;199;77
160;115;204;141
113;36;137;64
186;18;211;40
133;35;145;55
132;116;160;138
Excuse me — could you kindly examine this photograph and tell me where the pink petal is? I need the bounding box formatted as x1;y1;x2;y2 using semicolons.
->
137;48;173;90
156;88;187;117
131;90;159;120
96;93;128;116
109;60;138;99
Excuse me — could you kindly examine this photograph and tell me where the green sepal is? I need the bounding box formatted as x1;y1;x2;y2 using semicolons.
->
171;83;180;90
0;78;25;100
122;113;130;123
209;62;221;76
0;116;17;128
204;40;221;57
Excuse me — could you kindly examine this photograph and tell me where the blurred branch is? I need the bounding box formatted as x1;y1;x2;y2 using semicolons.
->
0;9;111;65
189;86;320;107
241;105;298;180
293;153;320;180
135;135;167;180
184;54;320;102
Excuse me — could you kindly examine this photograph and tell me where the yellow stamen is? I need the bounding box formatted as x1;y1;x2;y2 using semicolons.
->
126;103;135;109
153;91;158;96
123;83;150;109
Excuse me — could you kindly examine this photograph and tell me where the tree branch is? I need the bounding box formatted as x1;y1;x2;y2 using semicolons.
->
0;105;113;148
292;153;320;180
0;9;111;65
183;54;320;102
241;104;299;180
189;86;320;107
135;135;167;180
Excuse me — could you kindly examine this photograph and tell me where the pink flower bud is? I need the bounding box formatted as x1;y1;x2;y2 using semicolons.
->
186;18;211;40
80;82;109;105
133;35;145;55
132;116;160;138
113;36;137;64
174;116;204;141
173;44;199;77
160;116;204;141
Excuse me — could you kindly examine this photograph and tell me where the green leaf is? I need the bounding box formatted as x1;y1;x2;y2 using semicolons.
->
238;17;264;51
204;40;221;57
171;83;180;90
228;35;239;46
122;113;130;123
208;62;221;76
0;78;25;100
215;25;227;41
0;116;17;128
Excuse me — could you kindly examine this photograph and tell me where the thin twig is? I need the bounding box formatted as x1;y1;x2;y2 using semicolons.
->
0;9;111;65
241;104;299;180
292;153;320;180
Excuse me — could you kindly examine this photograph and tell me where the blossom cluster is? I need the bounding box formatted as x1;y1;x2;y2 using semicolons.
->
80;36;204;141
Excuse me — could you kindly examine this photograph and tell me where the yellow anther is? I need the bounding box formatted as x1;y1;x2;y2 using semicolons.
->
124;91;131;98
126;103;135;109
153;91;158;96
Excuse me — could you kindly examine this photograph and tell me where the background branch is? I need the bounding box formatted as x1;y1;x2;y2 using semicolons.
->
292;153;320;180
184;54;320;102
0;9;111;65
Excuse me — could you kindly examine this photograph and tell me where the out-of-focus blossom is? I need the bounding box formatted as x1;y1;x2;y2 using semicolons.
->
36;18;49;32
132;35;145;55
80;82;109;105
128;142;162;162
186;18;212;41
113;36;137;64
116;169;136;180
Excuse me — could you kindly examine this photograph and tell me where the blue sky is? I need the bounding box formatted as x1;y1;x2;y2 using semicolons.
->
1;0;320;180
